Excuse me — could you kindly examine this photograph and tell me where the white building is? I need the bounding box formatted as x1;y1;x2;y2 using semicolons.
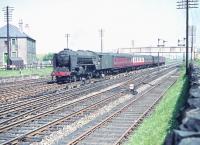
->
0;24;36;65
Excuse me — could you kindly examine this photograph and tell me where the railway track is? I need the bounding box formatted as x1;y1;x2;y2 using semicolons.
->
0;78;52;102
0;65;172;126
0;64;178;145
66;73;178;145
0;77;47;88
0;71;129;103
0;66;160;118
0;64;174;103
0;69;142;115
0;68;153;129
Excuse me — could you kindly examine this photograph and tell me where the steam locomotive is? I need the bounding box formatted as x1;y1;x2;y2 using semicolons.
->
51;48;165;82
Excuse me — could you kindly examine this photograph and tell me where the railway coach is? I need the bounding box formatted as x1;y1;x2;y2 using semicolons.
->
51;48;165;82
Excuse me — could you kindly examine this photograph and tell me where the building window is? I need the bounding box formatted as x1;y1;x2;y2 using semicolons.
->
12;39;16;45
12;52;17;57
11;38;18;48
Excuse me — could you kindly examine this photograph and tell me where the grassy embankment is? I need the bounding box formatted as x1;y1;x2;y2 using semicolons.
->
126;67;188;145
0;67;53;78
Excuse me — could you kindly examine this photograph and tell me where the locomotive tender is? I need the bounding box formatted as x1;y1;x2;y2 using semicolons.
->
52;48;165;82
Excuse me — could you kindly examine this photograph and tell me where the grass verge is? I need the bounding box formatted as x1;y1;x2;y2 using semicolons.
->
126;67;188;145
0;67;53;78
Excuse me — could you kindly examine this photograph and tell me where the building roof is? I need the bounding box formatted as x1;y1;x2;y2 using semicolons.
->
0;24;35;41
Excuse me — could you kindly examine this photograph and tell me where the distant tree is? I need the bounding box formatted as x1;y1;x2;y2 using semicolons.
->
42;53;54;61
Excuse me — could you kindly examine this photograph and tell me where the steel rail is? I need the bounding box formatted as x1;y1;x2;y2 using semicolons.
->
66;83;160;145
0;74;133;118
0;70;148;132
0;67;170;144
66;74;178;145
0;65;175;130
0;67;149;117
113;78;178;145
1;91;126;145
0;64;177;144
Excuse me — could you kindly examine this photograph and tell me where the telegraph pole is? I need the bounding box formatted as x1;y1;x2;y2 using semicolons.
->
6;7;10;68
2;6;14;69
65;33;70;49
100;29;103;53
190;25;196;61
191;26;193;61
186;0;189;74
177;0;199;75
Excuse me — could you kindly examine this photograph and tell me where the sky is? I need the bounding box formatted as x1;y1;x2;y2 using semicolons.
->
0;0;199;54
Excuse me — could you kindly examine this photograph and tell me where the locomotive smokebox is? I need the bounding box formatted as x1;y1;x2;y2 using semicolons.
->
56;49;70;66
